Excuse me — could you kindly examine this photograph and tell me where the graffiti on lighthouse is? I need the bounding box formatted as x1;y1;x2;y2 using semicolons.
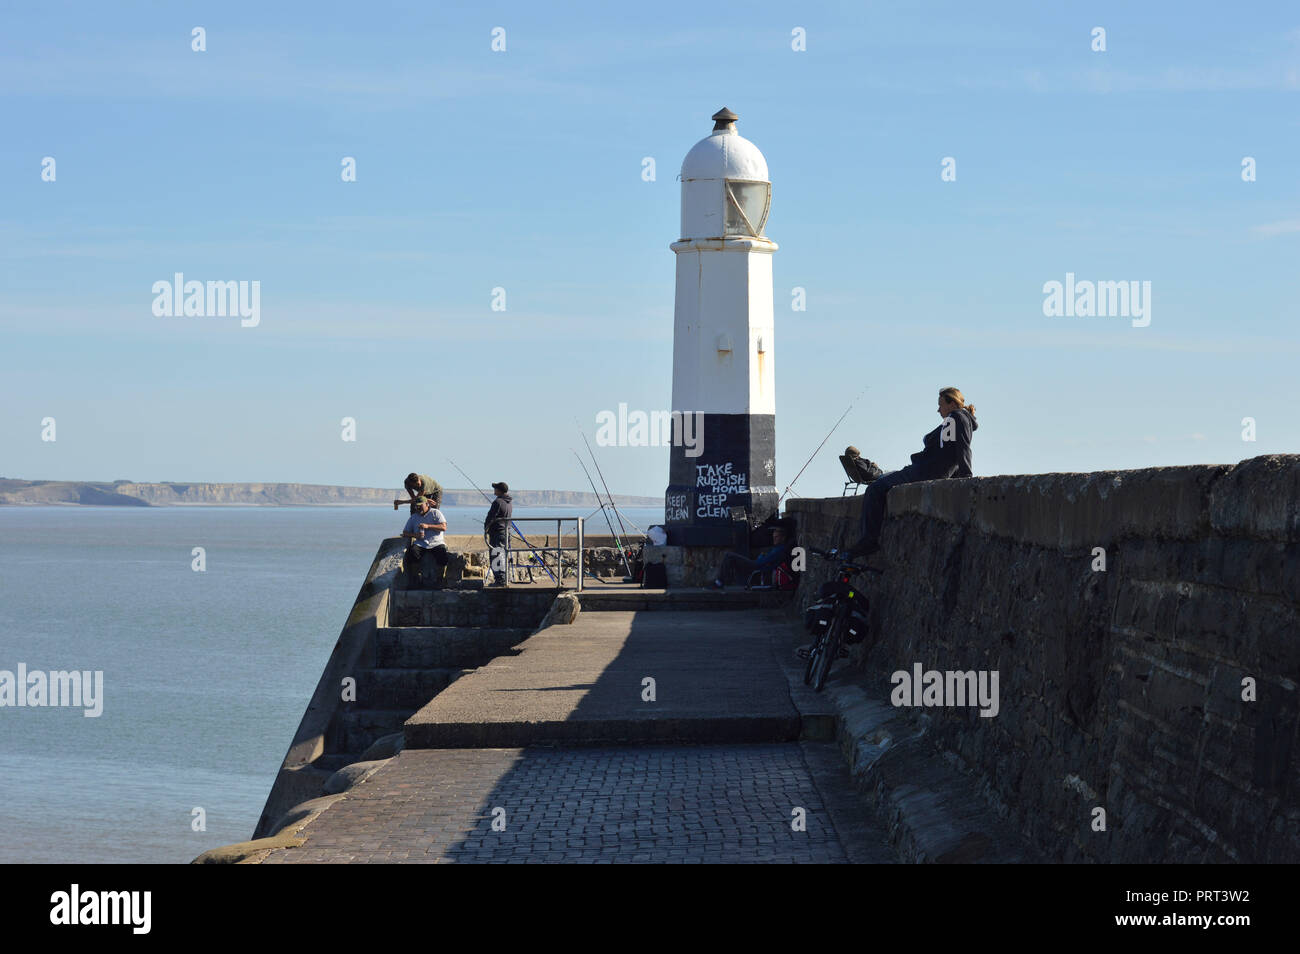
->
694;462;747;519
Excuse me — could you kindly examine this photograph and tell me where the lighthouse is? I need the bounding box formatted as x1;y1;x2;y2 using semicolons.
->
664;108;778;546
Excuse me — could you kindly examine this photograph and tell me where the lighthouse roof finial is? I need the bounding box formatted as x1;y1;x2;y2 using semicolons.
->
682;107;767;181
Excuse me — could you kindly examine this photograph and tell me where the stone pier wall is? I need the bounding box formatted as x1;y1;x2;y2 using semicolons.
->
786;455;1300;863
252;538;558;840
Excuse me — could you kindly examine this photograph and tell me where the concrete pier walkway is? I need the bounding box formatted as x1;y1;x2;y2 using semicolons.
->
260;741;894;863
404;609;802;748
255;598;896;863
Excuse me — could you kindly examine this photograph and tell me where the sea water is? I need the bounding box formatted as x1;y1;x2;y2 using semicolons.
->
0;504;661;863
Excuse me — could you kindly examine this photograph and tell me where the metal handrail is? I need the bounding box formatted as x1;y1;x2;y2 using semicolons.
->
500;516;585;591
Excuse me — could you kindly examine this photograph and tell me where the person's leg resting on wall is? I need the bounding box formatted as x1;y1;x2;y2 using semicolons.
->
851;465;921;556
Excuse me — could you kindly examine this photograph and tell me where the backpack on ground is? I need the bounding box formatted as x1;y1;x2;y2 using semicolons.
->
642;561;668;589
771;562;799;591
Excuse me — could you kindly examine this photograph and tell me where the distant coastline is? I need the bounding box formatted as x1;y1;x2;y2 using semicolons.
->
0;479;661;509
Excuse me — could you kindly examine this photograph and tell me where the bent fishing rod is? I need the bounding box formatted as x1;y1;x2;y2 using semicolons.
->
577;423;633;544
571;449;633;577
776;388;868;506
575;419;651;538
445;458;558;584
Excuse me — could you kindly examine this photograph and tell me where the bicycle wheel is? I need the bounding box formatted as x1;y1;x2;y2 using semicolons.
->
814;605;848;692
803;605;833;684
803;634;819;685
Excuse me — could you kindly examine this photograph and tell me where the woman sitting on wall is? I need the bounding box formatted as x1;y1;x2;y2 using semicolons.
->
848;387;978;557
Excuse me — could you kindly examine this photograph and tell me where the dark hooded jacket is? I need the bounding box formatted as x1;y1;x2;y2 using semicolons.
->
484;493;513;538
909;407;978;480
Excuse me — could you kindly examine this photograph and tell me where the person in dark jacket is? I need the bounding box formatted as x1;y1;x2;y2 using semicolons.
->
848;388;978;557
484;481;512;585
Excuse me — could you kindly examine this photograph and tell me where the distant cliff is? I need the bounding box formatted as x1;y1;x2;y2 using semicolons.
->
0;479;660;509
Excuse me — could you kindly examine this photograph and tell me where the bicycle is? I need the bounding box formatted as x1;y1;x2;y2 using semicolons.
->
798;547;882;691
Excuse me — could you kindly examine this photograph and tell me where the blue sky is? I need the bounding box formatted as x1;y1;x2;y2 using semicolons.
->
2;1;1297;499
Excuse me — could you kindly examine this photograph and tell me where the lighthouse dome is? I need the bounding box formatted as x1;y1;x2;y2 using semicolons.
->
678;108;772;242
681;126;769;182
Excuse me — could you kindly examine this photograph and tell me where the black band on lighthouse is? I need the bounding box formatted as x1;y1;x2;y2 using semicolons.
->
665;412;776;546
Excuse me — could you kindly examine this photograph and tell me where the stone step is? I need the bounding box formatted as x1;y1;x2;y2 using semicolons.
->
407;713;803;748
576;588;771;611
826;686;1040;863
313;753;358;773
404;610;805;749
329;708;411;755
388;589;556;628
373;626;533;669
771;622;1040;863
353;667;467;710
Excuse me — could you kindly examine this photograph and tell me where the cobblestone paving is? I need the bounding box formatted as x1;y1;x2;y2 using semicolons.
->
263;743;897;864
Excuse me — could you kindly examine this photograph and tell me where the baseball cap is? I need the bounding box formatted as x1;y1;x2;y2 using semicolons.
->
492;481;508;493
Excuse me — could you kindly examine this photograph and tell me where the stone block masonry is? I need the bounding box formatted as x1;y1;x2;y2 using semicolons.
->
250;538;554;840
787;455;1299;864
257;745;895;864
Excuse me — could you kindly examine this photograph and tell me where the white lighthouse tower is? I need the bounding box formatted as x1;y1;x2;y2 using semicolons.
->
664;107;778;546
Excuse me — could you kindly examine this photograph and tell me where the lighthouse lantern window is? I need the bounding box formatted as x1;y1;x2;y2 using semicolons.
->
724;180;770;237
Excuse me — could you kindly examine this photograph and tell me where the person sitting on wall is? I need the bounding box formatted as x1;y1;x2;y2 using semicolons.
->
394;472;443;513
484;481;512;587
847;387;978;558
842;445;884;484
710;522;796;590
401;496;449;589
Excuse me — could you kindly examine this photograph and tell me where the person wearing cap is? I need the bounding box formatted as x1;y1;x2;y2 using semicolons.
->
401;496;449;589
484;482;513;586
710;522;795;591
394;473;443;514
843;446;883;485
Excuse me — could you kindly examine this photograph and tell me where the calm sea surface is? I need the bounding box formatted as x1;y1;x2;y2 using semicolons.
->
0;504;661;864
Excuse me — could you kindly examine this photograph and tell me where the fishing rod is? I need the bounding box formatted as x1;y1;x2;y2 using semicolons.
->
445;458;559;585
578;424;634;544
607;507;647;538
581;502;648;541
571;449;632;576
572;449;633;577
576;419;651;546
575;419;641;541
776;388;868;506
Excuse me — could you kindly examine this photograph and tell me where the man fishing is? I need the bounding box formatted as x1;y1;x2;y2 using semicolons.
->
484;481;512;586
401;496;449;589
447;458;560;587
